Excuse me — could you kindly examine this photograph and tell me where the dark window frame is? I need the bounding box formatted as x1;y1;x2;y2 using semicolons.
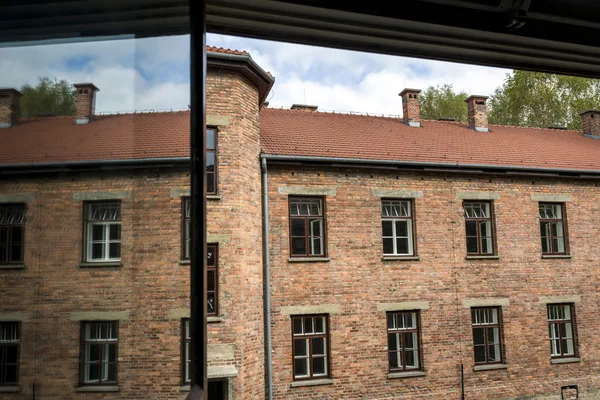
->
0;321;20;386
182;318;191;385
471;307;504;365
182;197;191;260
0;204;25;265
288;196;327;258
79;321;119;386
381;198;417;256
82;201;122;263
547;303;578;359
539;202;569;255
463;200;496;256
207;243;218;316
206;127;218;195
291;314;331;381
386;310;422;372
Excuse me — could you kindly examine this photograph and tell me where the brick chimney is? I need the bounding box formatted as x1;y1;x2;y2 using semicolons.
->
465;95;489;132
0;89;22;128
74;83;99;124
580;110;600;136
399;88;421;127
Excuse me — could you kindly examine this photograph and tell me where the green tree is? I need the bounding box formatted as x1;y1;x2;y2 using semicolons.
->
420;84;468;122
19;77;76;118
488;70;600;129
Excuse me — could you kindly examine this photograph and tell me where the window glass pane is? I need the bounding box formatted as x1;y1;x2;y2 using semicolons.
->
87;344;100;362
207;246;215;266
294;339;307;357
404;332;416;349
207;173;215;194
310;237;322;255
396;220;408;237
5;345;18;363
107;363;117;382
466;237;478;253
87;363;100;382
563;305;571;320
488;344;500;362
563;338;574;355
207;270;215;291
206;152;215;172
109;224;121;240
473;328;485;345
293;318;303;335
91;243;104;259
382;220;393;237
294;358;308;377
550;339;560;356
310;200;321;216
405;350;416;368
309;219;322;237
474;346;486;363
206;129;215;150
396;238;409;254
383;238;394;255
291;238;306;255
388;333;399;351
109;243;120;259
315;317;325;334
406;313;416;329
554;237;565;253
5;365;17;383
382;203;391;217
312;337;325;355
207;293;215;314
304;318;314;334
552;222;563;237
487;327;499;344
387;314;395;330
561;322;573;339
465;220;477;236
389;350;401;369
312;357;326;375
291;219;305;237
92;225;105;241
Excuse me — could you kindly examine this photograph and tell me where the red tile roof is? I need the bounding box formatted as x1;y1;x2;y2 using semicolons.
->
260;108;600;172
0;112;189;166
206;46;248;55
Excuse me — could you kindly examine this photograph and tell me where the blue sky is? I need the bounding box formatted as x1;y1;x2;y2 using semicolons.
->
0;34;510;116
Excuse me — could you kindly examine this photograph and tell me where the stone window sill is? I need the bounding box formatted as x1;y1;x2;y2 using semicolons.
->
387;371;426;379
207;195;222;200
76;386;120;392
473;364;508;371
551;357;581;364
0;386;19;393
179;385;191;392
207;316;223;323
542;254;572;259
179;259;191;265
465;255;499;260
0;264;25;270
79;262;122;268
382;256;421;262
290;379;333;388
288;257;330;263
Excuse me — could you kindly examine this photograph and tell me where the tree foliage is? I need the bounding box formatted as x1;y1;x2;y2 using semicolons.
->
420;84;468;122
488;70;600;129
19;77;76;118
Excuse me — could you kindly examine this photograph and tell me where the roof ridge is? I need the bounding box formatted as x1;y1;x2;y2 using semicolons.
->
206;45;249;55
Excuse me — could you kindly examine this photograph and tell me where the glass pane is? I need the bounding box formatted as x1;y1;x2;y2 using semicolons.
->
87;363;100;382
541;234;551;253
5;365;17;383
554;237;565;253
313;357;326;375
561;323;573;339
405;350;416;368
312;337;325;355
5;345;18;363
207;293;215;313
396;220;408;236
294;339;307;356
107;363;117;382
382;220;393;237
487;327;499;344
406;313;416;329
550;339;560;356
92;225;104;240
396;238;409;254
387;314;395;330
109;224;121;240
207;246;215;266
310;237;322;255
88;344;100;362
109;243;120;259
304;318;314;334
404;332;415;349
563;338;574;355
206;129;215;150
290;202;300;216
474;345;486;363
9;244;22;262
291;219;305;237
315;317;325;334
552;222;563;237
465;221;477;236
488;344;500;362
309;219;321;236
473;328;485;345
310;200;321;216
291;238;306;255
207;270;215;291
294;358;308;377
383;238;394;254
206;152;215;172
466;237;478;253
389;351;401;369
388;333;400;351
207;173;215;194
293;318;303;335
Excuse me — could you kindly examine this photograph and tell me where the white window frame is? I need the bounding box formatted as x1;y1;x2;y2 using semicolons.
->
85;202;121;262
382;199;414;256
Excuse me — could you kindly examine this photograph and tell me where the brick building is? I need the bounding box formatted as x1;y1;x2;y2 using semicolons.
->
2;46;600;399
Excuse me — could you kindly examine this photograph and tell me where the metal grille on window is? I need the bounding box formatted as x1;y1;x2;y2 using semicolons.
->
464;202;494;255
539;203;566;254
471;307;502;364
548;304;575;358
81;322;118;385
86;202;121;262
292;316;328;380
387;311;420;371
382;200;413;256
207;244;218;316
0;205;25;265
0;322;20;386
289;198;324;257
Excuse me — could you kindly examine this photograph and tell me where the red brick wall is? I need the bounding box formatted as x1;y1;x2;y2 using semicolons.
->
267;165;600;399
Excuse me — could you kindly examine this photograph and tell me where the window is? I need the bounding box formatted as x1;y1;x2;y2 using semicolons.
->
382;199;415;256
464;201;495;255
292;315;329;380
289;197;325;257
539;203;567;255
207;128;217;194
471;307;503;364
207;244;218;316
0;322;20;386
0;204;25;265
182;197;191;260
182;318;191;384
387;311;421;371
84;202;121;262
80;322;118;385
548;304;576;358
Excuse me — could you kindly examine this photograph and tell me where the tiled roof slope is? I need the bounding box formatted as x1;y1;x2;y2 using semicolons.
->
0;112;190;166
260;108;600;172
206;46;248;55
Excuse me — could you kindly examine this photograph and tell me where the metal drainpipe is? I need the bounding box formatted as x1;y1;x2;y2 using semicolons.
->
261;157;273;400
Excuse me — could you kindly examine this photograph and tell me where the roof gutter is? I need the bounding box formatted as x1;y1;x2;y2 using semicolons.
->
0;157;190;174
260;154;600;178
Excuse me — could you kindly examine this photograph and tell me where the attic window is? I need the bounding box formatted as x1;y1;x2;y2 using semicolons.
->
476;100;485;105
